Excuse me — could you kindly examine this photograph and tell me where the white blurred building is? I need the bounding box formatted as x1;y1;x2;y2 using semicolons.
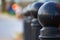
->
38;0;60;3
5;0;37;3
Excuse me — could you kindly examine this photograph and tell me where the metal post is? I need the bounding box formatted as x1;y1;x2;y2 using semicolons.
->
30;2;43;40
23;4;32;40
38;2;60;40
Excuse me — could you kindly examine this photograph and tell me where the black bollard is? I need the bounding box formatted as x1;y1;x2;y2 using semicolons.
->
31;19;41;40
38;2;60;40
30;2;43;40
23;4;32;40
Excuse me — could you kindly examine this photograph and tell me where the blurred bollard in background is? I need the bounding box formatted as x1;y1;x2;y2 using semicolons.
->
30;2;43;40
23;4;32;40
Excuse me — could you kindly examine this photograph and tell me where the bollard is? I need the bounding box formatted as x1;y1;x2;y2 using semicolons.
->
23;4;32;40
30;2;43;40
38;2;60;40
31;19;41;40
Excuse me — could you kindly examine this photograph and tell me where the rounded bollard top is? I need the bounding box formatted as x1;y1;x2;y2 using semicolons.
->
30;2;43;18
31;2;43;11
23;4;32;16
38;2;60;27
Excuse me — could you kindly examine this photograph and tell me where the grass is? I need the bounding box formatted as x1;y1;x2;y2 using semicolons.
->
2;12;16;18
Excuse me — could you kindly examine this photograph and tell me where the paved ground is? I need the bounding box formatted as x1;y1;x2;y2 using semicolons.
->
0;13;24;40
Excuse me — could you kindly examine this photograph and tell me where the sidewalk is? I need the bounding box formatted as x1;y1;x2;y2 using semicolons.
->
0;12;24;40
0;12;16;20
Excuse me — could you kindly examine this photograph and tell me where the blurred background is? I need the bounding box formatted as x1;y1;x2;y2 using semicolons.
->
0;0;39;40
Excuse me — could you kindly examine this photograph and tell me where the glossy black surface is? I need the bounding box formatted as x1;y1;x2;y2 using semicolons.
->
24;16;32;40
30;2;43;40
31;19;42;40
38;2;60;40
38;2;60;27
23;4;32;16
23;4;32;40
30;2;43;18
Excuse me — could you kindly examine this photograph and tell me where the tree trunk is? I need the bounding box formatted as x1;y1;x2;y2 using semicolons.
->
2;0;6;12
